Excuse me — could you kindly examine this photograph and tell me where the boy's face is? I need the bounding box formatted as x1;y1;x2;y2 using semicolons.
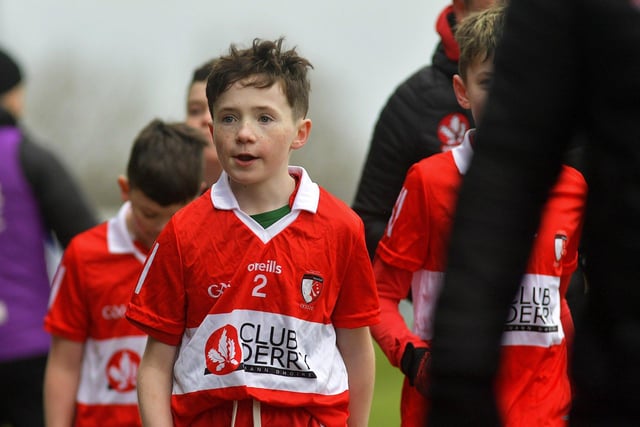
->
186;81;221;186
186;81;212;138
210;79;311;189
453;55;494;126
0;83;25;119
118;177;190;249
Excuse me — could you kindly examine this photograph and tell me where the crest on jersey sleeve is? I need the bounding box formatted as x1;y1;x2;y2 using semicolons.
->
301;274;324;304
204;325;243;375
554;232;568;263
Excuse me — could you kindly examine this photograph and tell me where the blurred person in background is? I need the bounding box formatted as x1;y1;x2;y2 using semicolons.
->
352;0;495;259
43;120;206;427
371;5;586;425
0;46;97;427
185;58;222;188
427;1;640;426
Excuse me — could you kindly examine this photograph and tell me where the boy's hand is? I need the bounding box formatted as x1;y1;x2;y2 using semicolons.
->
400;342;431;396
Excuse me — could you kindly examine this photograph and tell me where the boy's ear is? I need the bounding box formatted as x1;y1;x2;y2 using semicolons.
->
453;74;471;110
117;175;130;202
208;123;214;140
291;118;312;150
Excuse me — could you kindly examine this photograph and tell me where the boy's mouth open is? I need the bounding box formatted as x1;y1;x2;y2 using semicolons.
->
234;153;258;166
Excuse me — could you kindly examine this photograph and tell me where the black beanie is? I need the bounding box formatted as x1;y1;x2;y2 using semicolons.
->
0;48;23;96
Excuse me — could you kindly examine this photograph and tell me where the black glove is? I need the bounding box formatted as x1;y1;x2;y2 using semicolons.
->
400;342;431;396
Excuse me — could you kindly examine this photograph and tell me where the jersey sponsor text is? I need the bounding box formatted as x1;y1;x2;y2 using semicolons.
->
247;260;282;274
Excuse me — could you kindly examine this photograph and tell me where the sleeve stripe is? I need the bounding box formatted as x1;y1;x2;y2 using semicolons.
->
48;264;66;308
134;242;159;295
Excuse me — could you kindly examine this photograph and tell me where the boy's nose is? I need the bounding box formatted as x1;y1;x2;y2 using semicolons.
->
236;121;256;142
203;111;212;128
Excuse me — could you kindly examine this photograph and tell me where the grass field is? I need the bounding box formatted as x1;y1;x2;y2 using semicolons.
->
369;341;403;426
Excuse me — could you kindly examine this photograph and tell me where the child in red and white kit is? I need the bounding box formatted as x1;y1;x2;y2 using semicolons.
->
44;120;207;427
370;5;587;426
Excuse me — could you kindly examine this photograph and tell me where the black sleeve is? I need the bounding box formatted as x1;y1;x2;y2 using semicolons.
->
427;1;579;424
352;65;462;259
20;137;99;248
352;92;421;258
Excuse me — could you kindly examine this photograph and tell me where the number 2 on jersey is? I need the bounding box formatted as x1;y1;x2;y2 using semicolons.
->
252;274;267;298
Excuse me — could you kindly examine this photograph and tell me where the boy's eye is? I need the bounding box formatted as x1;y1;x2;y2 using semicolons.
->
188;106;206;117
258;115;273;123
221;115;235;123
479;74;493;89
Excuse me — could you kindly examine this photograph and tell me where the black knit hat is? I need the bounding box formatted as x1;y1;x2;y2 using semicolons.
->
0;47;23;96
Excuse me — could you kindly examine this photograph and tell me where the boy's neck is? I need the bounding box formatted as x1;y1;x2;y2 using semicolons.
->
123;203;152;251
230;172;297;216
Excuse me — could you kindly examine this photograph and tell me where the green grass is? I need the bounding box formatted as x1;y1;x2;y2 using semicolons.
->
369;341;403;426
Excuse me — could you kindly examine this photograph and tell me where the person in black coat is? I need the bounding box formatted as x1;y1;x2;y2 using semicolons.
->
352;0;491;259
427;1;640;426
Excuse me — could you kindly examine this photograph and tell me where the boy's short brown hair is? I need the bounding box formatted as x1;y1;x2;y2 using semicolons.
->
206;37;313;120
127;120;207;206
455;5;506;81
191;59;217;85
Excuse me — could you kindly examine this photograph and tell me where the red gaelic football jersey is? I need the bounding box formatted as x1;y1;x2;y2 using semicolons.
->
127;166;380;427
45;202;148;427
375;131;587;426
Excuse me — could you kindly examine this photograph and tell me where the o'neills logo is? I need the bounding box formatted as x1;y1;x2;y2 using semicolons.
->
301;274;323;304
247;260;282;274
106;349;141;392
205;325;242;375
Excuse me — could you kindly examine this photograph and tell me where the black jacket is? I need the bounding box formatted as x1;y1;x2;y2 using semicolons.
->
428;1;640;425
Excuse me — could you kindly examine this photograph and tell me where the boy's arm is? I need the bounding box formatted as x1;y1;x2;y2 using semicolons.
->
370;256;426;367
336;326;376;427
44;336;84;427
137;336;177;427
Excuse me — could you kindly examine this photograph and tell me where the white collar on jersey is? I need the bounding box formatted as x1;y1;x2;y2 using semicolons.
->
452;129;475;175
106;201;147;263
210;165;320;214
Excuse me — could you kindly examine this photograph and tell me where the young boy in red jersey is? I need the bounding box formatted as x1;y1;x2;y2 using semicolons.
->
43;120;207;427
370;5;587;426
126;38;380;427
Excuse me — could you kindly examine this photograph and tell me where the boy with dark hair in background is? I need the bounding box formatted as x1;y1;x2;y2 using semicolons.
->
44;120;207;427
